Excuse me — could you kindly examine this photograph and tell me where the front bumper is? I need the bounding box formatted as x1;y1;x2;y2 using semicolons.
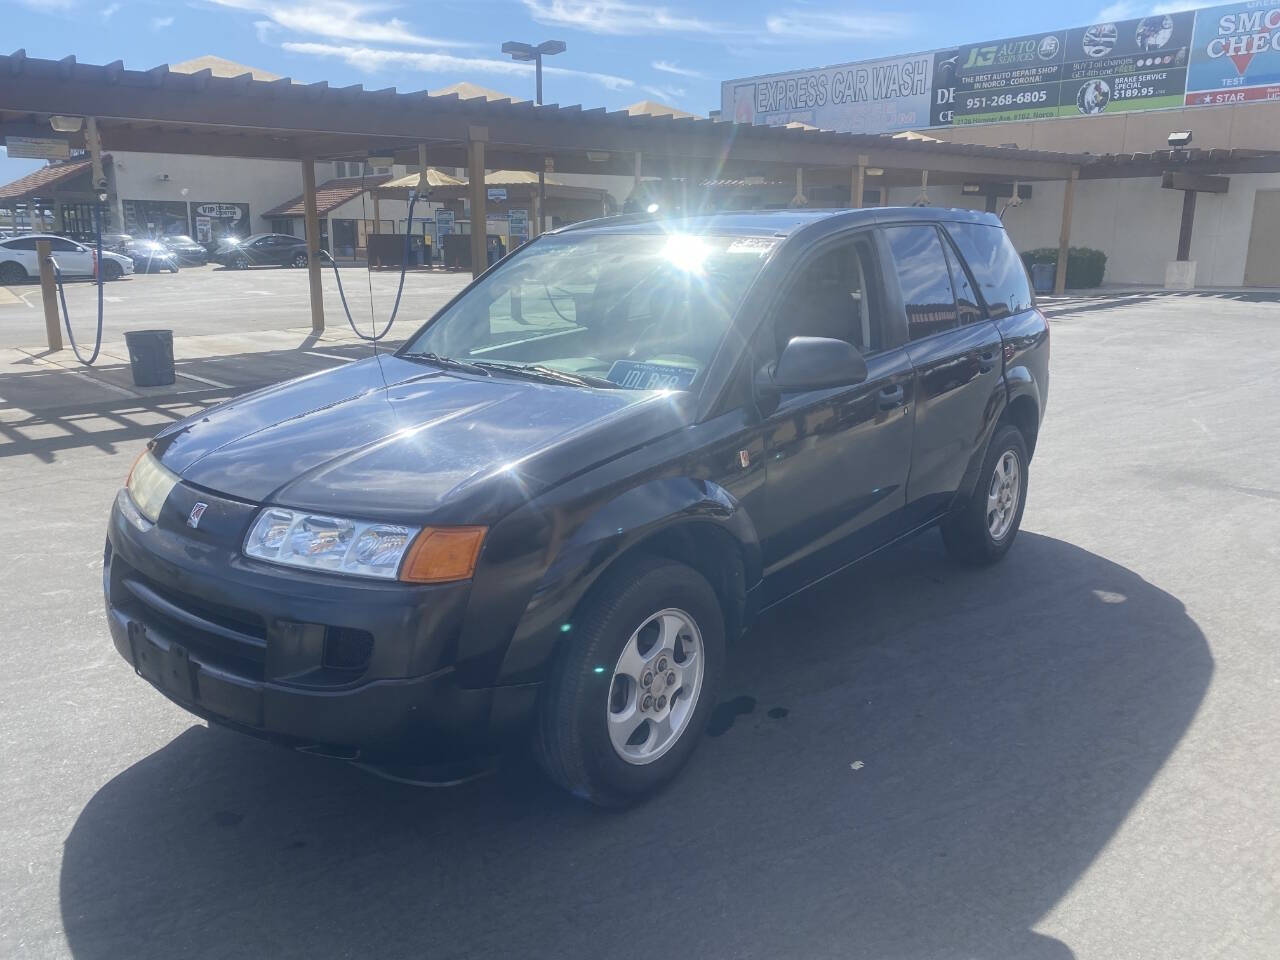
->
104;488;537;761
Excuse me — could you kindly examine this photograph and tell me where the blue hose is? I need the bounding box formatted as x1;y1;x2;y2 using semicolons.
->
320;189;420;343
51;204;106;366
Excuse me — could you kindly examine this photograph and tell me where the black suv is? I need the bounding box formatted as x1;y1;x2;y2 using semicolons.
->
104;208;1048;805
213;233;309;269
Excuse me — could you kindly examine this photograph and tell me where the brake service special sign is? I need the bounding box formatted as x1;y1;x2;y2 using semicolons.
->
1186;0;1280;105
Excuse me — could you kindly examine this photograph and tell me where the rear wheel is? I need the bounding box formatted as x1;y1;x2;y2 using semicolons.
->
941;423;1029;565
0;261;26;285
535;555;725;807
233;256;250;270
291;251;308;268
101;260;123;281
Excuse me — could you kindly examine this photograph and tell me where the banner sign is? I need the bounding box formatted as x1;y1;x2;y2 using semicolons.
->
723;2;1242;133
725;52;934;133
1186;0;1280;105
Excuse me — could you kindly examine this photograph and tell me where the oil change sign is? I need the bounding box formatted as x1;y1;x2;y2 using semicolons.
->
1186;0;1280;105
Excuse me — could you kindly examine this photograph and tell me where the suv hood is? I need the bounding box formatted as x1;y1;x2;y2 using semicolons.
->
151;355;687;524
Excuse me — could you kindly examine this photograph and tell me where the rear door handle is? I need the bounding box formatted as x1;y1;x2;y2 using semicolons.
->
878;384;905;410
979;350;997;373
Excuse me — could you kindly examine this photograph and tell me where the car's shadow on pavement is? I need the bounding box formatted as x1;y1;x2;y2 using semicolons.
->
59;532;1211;960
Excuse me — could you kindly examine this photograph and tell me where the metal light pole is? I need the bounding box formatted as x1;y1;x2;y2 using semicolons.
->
502;39;565;236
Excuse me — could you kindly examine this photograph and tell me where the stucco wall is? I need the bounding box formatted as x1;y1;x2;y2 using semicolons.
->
109;152;304;235
885;172;1280;287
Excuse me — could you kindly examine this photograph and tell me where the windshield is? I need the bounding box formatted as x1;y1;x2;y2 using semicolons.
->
402;232;776;390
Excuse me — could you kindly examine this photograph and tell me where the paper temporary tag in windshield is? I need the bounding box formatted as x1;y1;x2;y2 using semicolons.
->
606;361;698;390
726;238;778;255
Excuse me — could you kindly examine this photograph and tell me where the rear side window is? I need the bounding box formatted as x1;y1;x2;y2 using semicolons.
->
945;222;1033;320
4;238;39;250
883;225;958;340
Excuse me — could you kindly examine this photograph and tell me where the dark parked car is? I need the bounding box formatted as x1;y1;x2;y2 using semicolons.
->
213;233;309;269
125;239;180;274
162;234;209;265
104;208;1049;805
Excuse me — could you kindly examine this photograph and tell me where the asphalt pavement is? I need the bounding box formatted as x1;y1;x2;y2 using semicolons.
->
1;290;1278;959
0;263;471;349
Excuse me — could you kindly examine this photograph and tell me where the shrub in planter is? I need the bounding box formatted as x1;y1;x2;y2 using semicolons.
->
1020;246;1108;289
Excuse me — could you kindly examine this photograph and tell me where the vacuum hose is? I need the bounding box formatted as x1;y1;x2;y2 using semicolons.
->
319;188;420;343
49;204;107;366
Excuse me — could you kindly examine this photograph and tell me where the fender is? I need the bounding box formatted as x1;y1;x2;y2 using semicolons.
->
492;476;761;685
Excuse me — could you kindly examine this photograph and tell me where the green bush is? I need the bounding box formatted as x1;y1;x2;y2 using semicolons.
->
1020;246;1108;289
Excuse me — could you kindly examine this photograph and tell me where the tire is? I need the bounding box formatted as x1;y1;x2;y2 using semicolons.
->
291;252;308;268
101;260;123;281
234;256;250;270
169;264;180;273
0;261;26;285
535;554;725;807
941;423;1029;565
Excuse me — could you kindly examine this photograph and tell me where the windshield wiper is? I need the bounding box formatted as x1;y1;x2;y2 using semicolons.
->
400;352;489;376
471;361;618;389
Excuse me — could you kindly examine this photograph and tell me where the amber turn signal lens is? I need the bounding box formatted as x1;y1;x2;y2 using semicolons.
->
399;526;487;583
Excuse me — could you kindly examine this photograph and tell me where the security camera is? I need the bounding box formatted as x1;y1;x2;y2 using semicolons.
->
1168;130;1192;149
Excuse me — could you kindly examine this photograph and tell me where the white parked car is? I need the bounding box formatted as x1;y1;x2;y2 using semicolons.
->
0;234;135;284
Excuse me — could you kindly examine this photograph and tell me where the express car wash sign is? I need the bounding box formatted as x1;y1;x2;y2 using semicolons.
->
1186;0;1280;105
724;52;934;133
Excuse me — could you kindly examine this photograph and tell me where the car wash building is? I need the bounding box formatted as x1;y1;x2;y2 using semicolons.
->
722;0;1280;288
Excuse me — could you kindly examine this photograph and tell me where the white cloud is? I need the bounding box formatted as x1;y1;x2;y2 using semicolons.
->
101;3;121;19
151;14;175;29
1095;1;1143;19
522;0;728;35
641;83;686;100
209;0;472;48
652;59;704;79
253;19;278;42
765;8;907;40
282;42;636;91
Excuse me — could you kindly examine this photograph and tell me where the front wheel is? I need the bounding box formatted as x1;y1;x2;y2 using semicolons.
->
291;252;308;268
535;555;725;807
941;423;1029;565
101;260;123;281
233;256;250;270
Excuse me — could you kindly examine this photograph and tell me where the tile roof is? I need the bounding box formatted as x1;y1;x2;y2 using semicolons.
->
263;175;390;218
0;156;96;201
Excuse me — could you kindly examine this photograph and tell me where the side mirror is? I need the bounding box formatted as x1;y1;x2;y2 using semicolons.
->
756;336;869;395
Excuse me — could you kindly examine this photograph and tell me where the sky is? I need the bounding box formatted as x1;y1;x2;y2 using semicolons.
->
1;0;1192;185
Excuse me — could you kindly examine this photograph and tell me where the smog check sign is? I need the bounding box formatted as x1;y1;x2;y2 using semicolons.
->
1186;0;1280;103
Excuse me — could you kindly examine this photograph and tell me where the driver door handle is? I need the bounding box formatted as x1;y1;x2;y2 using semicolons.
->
878;384;905;410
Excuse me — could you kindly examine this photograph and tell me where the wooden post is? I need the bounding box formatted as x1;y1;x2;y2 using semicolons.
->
468;130;487;279
36;239;62;352
852;155;868;209
301;159;325;333
791;168;806;208
1176;190;1197;261
1054;168;1078;296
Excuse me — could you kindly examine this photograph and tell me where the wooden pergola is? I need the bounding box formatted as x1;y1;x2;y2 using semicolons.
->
3;48;1278;334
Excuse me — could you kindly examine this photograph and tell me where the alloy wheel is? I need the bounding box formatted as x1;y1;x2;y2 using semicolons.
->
606;608;705;765
987;450;1021;541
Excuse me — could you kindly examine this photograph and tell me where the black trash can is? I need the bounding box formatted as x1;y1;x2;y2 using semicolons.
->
124;329;175;387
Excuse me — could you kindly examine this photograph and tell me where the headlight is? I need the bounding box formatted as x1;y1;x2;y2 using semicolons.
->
243;507;485;582
126;450;179;523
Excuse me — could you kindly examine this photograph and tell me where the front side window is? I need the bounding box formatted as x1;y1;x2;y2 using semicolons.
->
883;225;958;340
771;234;884;359
945;222;1033;320
403;232;776;390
